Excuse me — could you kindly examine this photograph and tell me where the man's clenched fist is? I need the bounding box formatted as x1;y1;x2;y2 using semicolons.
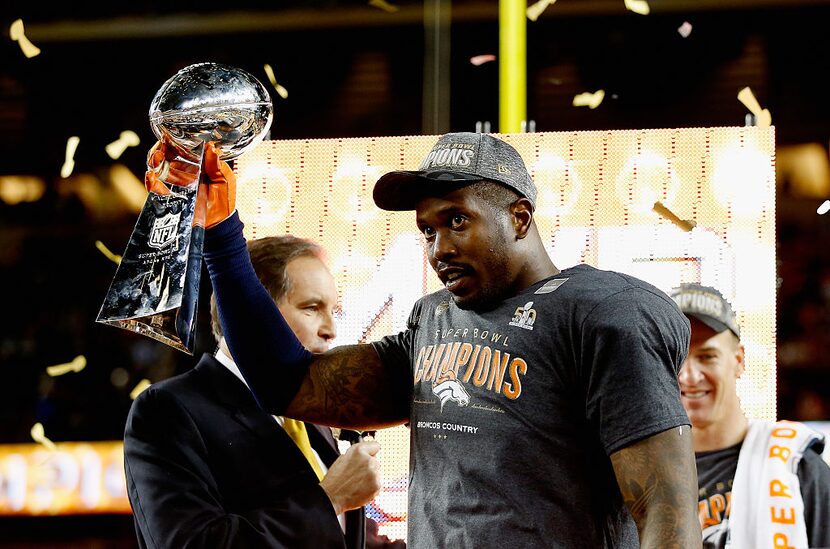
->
320;440;382;515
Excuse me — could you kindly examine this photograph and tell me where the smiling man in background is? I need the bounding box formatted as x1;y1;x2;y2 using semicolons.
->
672;283;830;549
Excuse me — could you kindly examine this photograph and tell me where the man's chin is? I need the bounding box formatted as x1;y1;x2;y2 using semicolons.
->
451;290;500;312
685;413;711;431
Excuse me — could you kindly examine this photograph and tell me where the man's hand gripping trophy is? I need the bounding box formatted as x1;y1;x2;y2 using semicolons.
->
145;138;236;230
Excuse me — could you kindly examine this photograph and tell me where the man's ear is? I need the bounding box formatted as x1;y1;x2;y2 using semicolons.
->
509;198;534;240
734;342;746;379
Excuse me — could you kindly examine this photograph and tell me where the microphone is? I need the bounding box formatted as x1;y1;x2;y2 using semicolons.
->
338;430;376;445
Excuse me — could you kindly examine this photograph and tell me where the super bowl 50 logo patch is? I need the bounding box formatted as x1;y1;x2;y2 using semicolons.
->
149;212;180;250
509;301;537;330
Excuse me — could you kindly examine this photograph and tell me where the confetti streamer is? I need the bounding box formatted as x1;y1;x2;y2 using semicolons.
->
263;64;289;99
95;240;122;264
30;423;57;451
818;200;830;215
678;21;693;38
624;0;650;15
368;0;400;13
105;131;140;160
737;87;772;128
470;54;497;66
60;136;80;178
9;19;41;58
572;90;605;109
46;355;86;377
653;201;696;232
130;379;152;400
526;0;556;22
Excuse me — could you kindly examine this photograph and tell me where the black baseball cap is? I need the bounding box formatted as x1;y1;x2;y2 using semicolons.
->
670;283;741;338
373;132;537;211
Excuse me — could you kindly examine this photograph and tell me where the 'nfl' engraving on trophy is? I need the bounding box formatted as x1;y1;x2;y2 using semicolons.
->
149;212;181;250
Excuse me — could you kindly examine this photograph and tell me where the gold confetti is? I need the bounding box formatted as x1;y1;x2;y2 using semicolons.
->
130;379;152;400
737;87;772;128
9;19;41;58
678;21;693;38
818;200;830;215
653;201;697;232
368;0;400;13
60;136;80;178
30;423;57;451
105;131;141;160
470;54;497;66
95;240;122;265
46;355;86;377
527;0;556;22
263;64;289;99
624;0;650;15
572;90;605;109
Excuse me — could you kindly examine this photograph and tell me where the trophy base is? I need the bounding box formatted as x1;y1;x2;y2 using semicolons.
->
98;316;191;354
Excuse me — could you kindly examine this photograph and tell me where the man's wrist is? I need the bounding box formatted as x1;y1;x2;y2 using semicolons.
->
319;482;342;516
205;209;240;235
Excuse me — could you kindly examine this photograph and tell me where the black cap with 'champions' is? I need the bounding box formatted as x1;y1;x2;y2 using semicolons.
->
670;283;741;339
373;132;537;211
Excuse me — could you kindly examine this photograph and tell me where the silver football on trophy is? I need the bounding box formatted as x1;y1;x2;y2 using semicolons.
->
149;62;273;161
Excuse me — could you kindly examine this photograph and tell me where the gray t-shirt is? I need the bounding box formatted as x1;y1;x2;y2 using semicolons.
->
373;264;691;548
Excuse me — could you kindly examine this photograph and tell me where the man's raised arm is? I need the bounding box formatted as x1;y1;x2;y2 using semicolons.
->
204;212;410;428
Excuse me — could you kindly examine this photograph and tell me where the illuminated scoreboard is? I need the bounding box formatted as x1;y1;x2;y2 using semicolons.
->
235;127;777;540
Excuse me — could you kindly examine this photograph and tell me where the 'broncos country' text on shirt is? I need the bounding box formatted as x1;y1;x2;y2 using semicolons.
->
372;264;691;548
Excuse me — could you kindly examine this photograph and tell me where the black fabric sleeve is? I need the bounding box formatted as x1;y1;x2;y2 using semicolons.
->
203;213;312;415
580;287;691;455
797;446;830;548
123;387;344;549
370;331;413;375
369;299;420;374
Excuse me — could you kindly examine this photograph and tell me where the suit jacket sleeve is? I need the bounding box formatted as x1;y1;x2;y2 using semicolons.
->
124;386;345;549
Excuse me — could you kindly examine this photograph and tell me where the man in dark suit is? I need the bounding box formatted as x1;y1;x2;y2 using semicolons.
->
124;235;381;548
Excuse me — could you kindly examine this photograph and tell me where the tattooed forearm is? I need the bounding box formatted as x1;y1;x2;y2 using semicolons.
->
610;426;702;549
287;344;410;430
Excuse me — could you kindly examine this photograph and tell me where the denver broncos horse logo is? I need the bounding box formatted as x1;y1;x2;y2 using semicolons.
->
432;369;471;412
